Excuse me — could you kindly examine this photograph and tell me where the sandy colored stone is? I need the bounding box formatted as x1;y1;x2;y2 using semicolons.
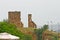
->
8;11;23;28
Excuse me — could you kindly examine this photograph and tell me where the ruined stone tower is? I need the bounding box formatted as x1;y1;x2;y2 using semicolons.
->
8;11;23;28
28;14;37;28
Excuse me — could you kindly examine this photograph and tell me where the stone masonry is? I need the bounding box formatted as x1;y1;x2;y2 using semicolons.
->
28;14;37;28
8;11;37;40
8;11;23;28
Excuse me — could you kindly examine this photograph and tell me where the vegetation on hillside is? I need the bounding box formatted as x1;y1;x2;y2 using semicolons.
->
0;21;32;40
34;24;58;40
0;20;58;40
34;24;48;40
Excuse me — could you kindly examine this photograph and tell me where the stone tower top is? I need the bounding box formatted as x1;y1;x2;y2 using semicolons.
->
8;11;20;13
8;11;23;28
28;14;37;28
28;14;32;16
28;14;32;21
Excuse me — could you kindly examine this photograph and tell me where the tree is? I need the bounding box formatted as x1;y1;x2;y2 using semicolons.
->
0;21;32;40
34;24;49;40
43;24;49;30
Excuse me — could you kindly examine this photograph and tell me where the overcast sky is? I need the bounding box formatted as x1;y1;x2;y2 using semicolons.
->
0;0;60;27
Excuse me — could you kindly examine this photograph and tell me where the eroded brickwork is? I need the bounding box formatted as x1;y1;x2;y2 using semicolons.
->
8;11;23;28
28;14;37;28
8;11;37;40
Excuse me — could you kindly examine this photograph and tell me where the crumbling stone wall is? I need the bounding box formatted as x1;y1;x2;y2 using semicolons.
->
28;14;37;28
8;11;23;28
8;11;37;40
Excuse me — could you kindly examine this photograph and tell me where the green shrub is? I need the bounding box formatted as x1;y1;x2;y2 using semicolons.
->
0;21;32;40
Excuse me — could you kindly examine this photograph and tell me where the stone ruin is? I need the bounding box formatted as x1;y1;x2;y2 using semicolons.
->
8;11;37;28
